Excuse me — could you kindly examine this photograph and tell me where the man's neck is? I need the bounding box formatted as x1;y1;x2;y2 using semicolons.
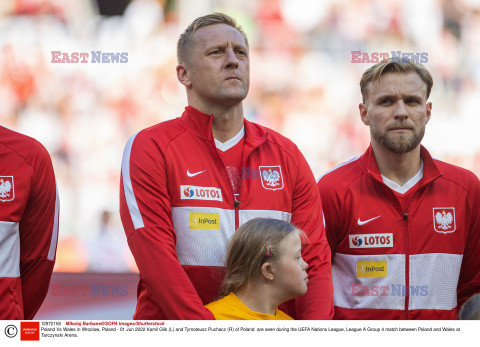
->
371;141;423;186
188;99;244;143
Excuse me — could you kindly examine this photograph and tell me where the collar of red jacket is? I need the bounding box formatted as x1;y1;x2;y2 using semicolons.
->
362;144;443;186
180;106;269;148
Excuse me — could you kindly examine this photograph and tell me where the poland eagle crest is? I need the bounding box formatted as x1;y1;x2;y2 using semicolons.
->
259;166;284;191
433;207;455;234
0;176;14;202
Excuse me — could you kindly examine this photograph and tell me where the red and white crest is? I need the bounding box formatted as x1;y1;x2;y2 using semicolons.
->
259;165;284;191
0;176;15;202
433;207;455;234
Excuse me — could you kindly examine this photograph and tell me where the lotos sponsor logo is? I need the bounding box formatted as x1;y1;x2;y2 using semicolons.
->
349;233;393;248
356;260;387;277
189;212;220;230
180;185;222;201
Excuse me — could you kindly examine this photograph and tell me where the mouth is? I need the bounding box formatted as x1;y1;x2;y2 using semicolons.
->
225;76;241;81
388;127;413;132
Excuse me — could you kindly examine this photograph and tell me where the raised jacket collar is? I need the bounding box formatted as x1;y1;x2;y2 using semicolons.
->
179;106;268;149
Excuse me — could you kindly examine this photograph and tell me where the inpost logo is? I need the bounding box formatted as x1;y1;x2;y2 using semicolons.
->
356;260;387;278
189;212;219;230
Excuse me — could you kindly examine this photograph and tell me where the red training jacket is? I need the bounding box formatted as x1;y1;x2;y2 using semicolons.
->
0;125;59;319
318;145;480;319
120;106;333;320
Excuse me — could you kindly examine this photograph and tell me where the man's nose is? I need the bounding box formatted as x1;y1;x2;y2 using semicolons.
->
394;100;408;120
225;48;239;69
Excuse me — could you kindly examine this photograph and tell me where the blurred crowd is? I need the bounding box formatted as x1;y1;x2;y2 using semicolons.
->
1;0;479;272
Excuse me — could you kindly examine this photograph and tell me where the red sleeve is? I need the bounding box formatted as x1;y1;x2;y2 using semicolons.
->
457;175;480;308
119;133;214;320
290;150;333;320
20;145;59;320
317;174;342;257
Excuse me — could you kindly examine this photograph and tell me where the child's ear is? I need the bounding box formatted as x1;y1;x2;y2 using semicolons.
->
261;262;275;281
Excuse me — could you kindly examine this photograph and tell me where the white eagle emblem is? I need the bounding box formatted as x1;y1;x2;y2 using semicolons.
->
0;176;15;202
259;165;284;191
433;207;456;234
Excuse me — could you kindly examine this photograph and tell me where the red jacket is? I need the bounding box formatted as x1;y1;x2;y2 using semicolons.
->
120;106;333;320
0;126;59;319
318;145;480;319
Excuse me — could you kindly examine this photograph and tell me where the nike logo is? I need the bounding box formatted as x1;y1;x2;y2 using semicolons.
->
187;169;207;177
357;215;381;226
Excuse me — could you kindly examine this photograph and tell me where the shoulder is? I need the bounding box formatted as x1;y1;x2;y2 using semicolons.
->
435;159;480;191
276;309;294;320
128;118;186;148
317;156;364;190
124;118;188;163
0;126;52;169
248;121;301;157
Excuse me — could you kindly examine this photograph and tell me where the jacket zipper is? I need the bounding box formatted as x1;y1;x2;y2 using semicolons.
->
234;196;240;230
403;212;409;319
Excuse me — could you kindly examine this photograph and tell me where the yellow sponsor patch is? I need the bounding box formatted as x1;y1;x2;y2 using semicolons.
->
189;212;219;230
356;260;387;277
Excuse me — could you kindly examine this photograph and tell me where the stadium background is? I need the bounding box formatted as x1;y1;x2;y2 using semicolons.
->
0;0;479;319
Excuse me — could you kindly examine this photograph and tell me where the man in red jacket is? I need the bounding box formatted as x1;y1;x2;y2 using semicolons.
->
120;13;333;320
318;58;480;319
0;126;59;319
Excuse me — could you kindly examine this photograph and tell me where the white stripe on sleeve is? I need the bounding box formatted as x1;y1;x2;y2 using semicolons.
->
47;182;60;261
121;132;145;230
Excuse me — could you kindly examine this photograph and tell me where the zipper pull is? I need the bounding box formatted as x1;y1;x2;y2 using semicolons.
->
234;196;240;207
403;213;408;220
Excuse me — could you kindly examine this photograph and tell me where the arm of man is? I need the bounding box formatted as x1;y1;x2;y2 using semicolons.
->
20;145;59;320
317;174;342;257
457;175;480;308
120;133;214;320
291;150;333;320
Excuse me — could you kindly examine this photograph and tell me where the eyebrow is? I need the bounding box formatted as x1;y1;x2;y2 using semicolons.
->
204;42;247;51
374;93;423;101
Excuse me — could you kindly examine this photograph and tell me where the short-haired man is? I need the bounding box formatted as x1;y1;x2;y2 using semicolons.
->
318;59;480;319
120;13;333;320
0;126;59;319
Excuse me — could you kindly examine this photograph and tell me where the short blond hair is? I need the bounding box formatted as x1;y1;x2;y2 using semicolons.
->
219;218;305;298
177;12;248;64
360;58;433;103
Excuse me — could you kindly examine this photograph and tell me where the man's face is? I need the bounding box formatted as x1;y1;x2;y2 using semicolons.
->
180;24;250;107
360;72;432;153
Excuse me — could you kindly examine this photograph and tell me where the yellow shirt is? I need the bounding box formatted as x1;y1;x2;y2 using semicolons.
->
205;292;293;320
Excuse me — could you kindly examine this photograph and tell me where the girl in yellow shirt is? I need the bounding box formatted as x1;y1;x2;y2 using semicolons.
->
205;218;308;320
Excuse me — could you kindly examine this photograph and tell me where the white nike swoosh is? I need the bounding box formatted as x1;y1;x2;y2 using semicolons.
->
357;215;381;226
187;169;207;177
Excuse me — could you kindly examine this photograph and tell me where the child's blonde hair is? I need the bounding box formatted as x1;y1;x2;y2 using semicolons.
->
220;218;305;298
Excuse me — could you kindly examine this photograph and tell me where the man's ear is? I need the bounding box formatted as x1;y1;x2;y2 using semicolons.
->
425;101;432;124
177;63;192;87
359;102;369;126
261;262;274;281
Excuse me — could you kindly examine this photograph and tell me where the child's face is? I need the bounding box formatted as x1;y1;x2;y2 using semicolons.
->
273;231;309;299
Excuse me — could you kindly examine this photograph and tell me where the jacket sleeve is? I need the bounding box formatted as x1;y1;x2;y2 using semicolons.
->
290;149;333;320
19;145;59;319
119;132;214;320
317;174;342;257
457;174;480;308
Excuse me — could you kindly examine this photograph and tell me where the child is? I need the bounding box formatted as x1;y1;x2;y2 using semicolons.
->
205;218;308;320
